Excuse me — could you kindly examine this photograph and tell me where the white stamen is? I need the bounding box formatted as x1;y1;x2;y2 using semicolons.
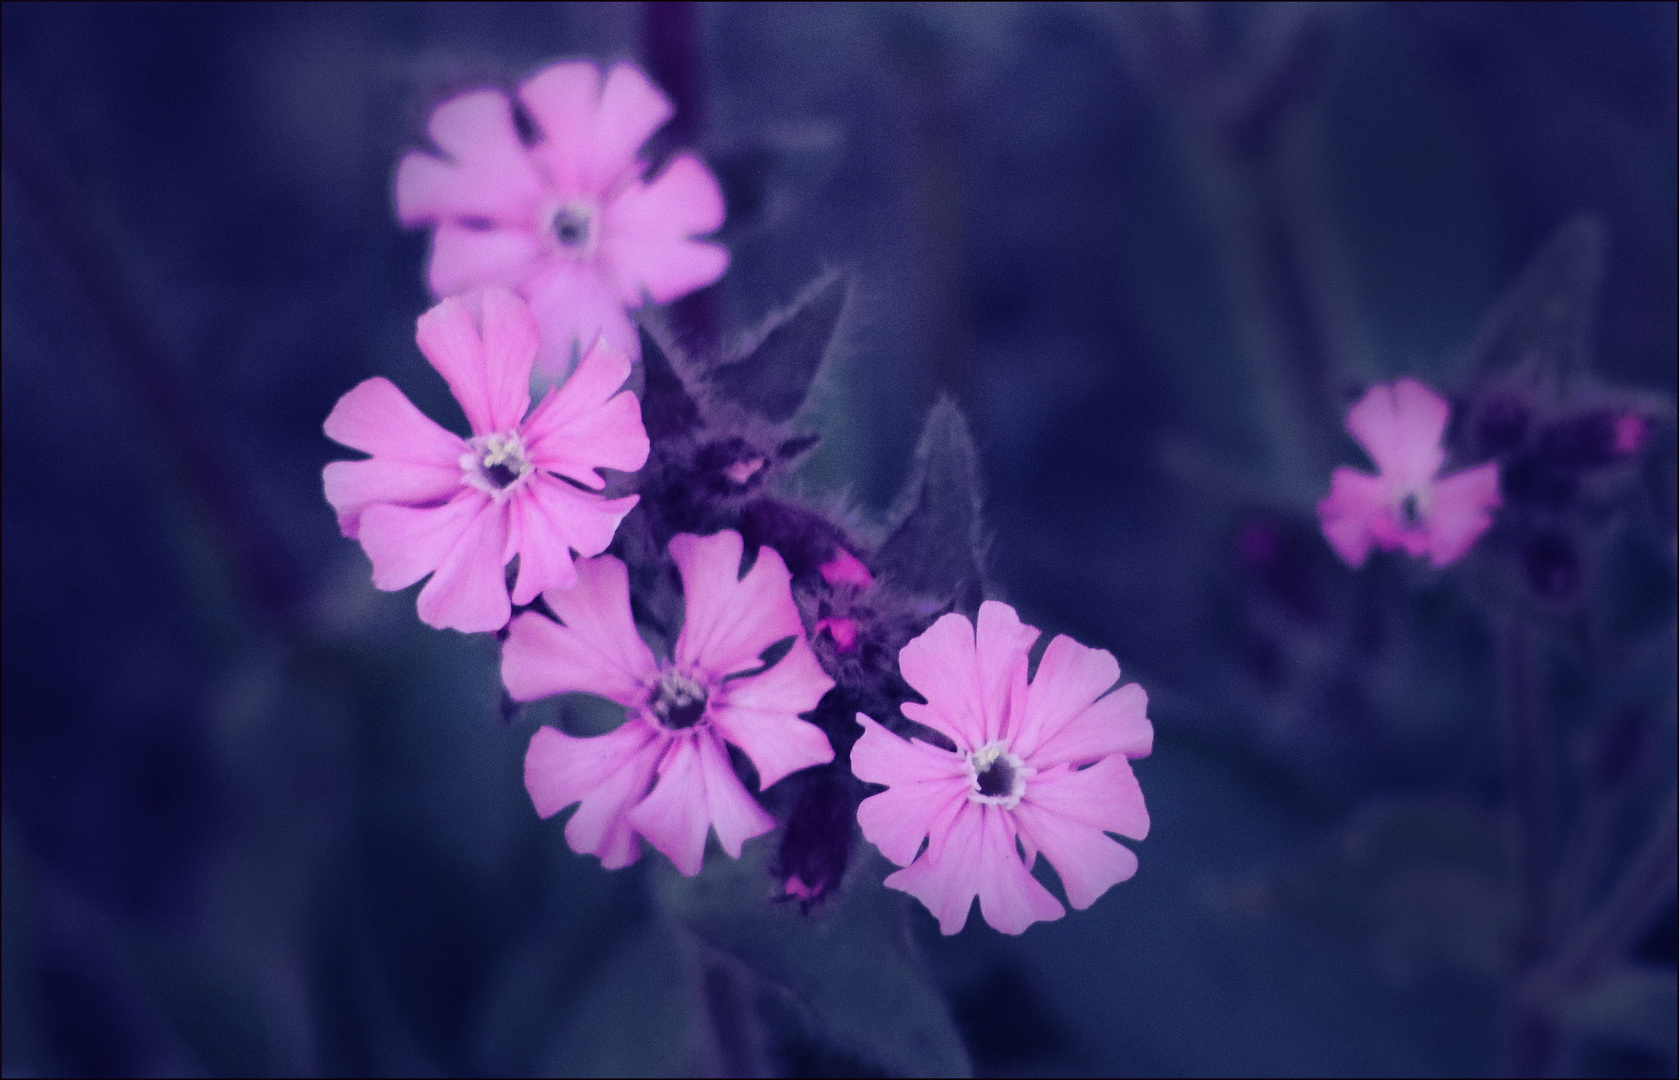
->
461;431;534;500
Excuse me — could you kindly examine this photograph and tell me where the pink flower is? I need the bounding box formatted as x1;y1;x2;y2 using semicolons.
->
1318;379;1501;568
396;61;727;377
851;602;1152;935
323;289;648;633
504;531;836;875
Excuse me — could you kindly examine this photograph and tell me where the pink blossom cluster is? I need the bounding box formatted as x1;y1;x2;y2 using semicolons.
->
320;56;1167;938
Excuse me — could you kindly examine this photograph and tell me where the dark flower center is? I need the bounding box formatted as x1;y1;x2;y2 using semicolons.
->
649;670;708;729
464;433;531;498
554;206;591;247
1399;492;1424;527
484;461;520;489
974;756;1016;798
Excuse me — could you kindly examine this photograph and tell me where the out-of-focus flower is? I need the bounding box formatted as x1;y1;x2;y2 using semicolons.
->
396;61;727;376
1318;379;1501;568
504;531;835;874
323;290;647;633
851;602;1152;935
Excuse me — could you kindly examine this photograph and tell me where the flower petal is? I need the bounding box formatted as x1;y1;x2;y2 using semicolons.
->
628;733;774;876
1014;636;1151;768
501;555;658;705
856;780;969;870
426;225;543;301
851;717;970;866
478;288;539;432
323;376;465;461
521;336;649;488
1022;754;1150;841
973;808;1066;935
1346;379;1448;483
1013;801;1139;911
323;458;461;538
1317;466;1387;568
525;720;662;869
413;496;512;633
517;62;601;195
602;154;728;305
415;296;499;435
1015;755;1148;909
975;601;1037;745
850;716;968;788
697;731;776;859
523;263;642;377
395;90;544;226
357;489;485;592
627;739;709;875
897;612;986;752
671;533;805;679
508;477;637;605
882;804;1062;936
709;640;835;788
588;63;676;190
1427;462;1501;567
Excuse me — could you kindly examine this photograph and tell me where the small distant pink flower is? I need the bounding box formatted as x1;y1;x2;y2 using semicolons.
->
396;61;727;376
323;289;648;633
504;531;835;875
851;602;1152;935
1318;379;1501;568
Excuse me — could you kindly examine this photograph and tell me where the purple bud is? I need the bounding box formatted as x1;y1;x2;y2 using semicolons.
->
1539;410;1651;470
772;765;856;913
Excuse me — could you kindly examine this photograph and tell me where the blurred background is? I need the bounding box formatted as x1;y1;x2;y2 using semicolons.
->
3;3;1674;1076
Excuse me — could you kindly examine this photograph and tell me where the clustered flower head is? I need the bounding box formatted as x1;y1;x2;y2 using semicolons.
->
397;60;727;377
323;57;1156;937
1318;378;1502;568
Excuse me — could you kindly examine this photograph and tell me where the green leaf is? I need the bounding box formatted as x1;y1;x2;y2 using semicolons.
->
1468;215;1604;387
875;398;986;616
652;839;971;1077
706;274;848;424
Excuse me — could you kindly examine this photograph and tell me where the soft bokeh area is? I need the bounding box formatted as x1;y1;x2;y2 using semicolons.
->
4;4;1674;1076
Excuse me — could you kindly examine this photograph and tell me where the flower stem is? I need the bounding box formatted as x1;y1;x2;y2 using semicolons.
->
1499;617;1558;1077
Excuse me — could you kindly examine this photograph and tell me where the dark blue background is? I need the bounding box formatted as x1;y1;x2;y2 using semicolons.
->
4;3;1674;1076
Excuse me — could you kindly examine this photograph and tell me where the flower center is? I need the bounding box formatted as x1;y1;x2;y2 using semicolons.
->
648;669;708;730
967;743;1030;808
1395;486;1432;530
461;432;533;499
550;202;595;252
